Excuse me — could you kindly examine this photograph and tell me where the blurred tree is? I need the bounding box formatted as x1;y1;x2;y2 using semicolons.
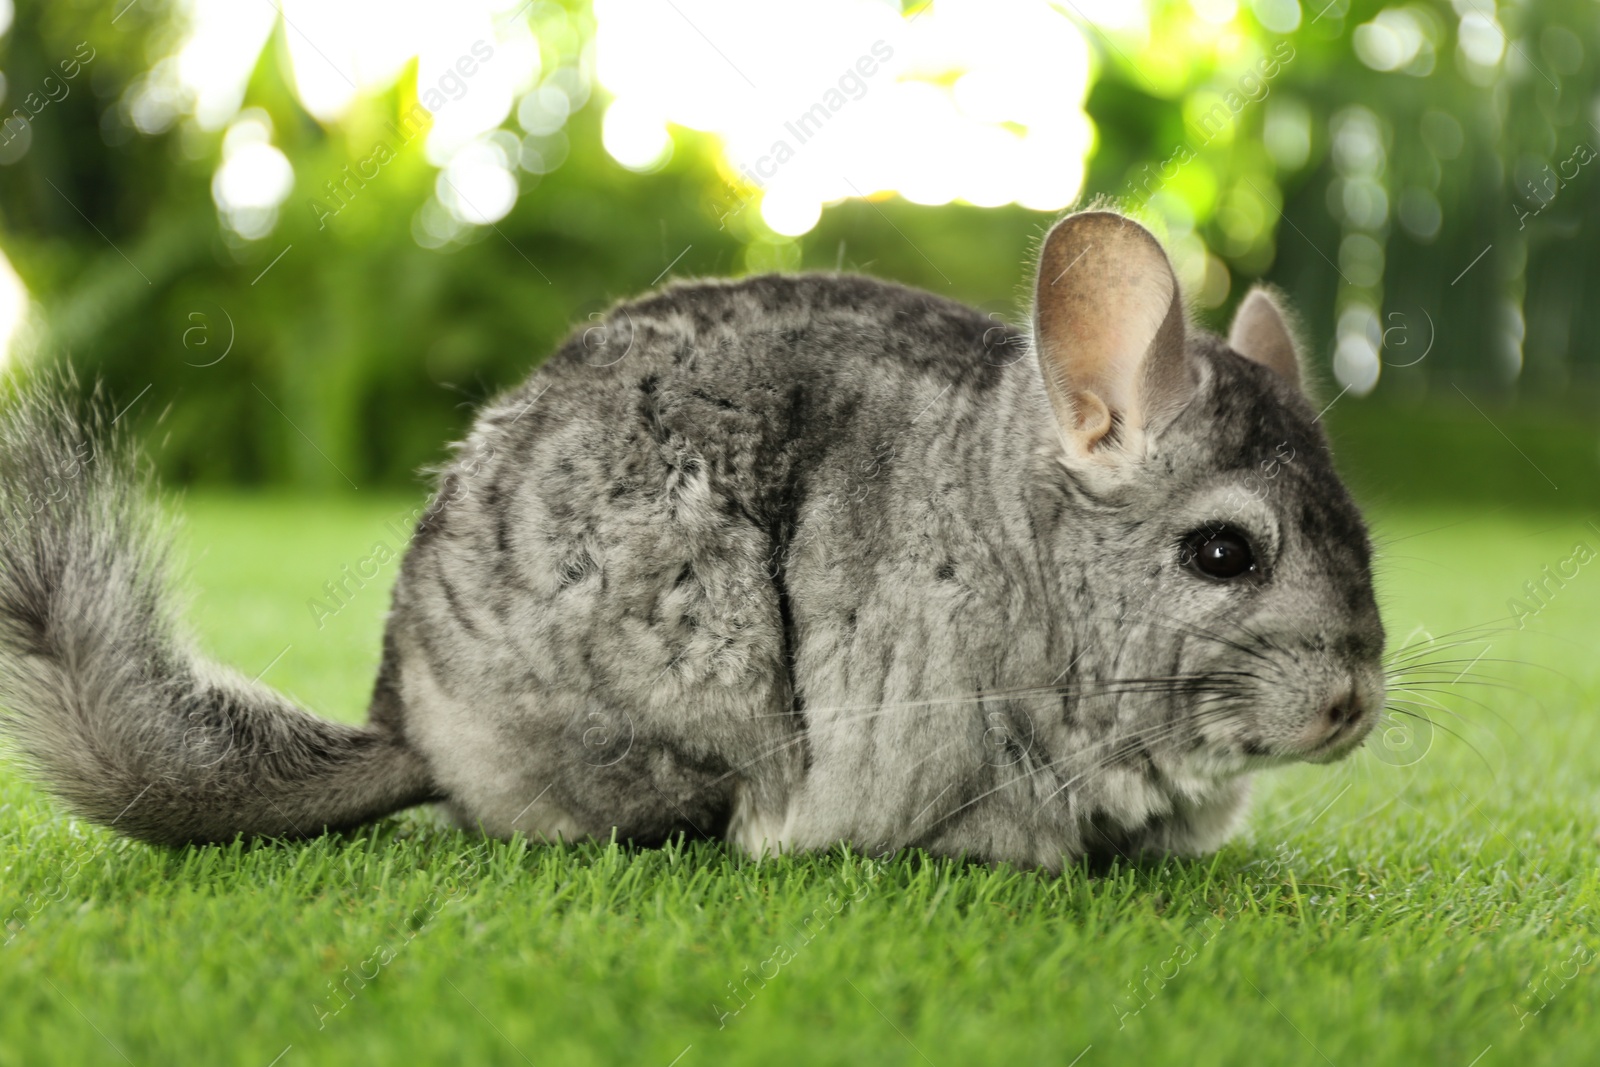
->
1083;0;1600;401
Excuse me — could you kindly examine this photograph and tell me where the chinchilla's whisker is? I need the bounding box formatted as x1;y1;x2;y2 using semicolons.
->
923;746;1087;832
1384;689;1514;752
1081;609;1282;669
1381;633;1508;666
1380;695;1475;725
1387;681;1524;713
1384;647;1510;666
1379;705;1492;768
1384;675;1526;699
1382;700;1478;733
1388;618;1517;646
708;734;810;784
725;686;1263;780
898;737;964;779
1368;512;1500;547
1024;709;1254;818
1384;653;1523;682
1267;754;1381;835
898;714;1183;839
1384;660;1523;680
1380;701;1492;753
958;699;1255;824
1388;655;1572;689
712;680;1259;787
1381;648;1502;676
1385;685;1523;717
742;671;1263;725
1391;665;1537;681
1384;687;1512;730
727;679;1257;792
732;607;1292;742
1385;628;1508;650
1383;649;1522;672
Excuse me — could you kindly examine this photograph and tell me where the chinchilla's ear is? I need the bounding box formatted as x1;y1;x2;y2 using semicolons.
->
1032;211;1195;466
1228;286;1303;390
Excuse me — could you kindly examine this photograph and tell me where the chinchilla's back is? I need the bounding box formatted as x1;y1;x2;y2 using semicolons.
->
455;272;1033;530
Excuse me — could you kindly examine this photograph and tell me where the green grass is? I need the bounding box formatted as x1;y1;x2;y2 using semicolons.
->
3;491;1599;1066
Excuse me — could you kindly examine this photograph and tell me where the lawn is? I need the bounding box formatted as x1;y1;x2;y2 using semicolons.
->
1;490;1597;1066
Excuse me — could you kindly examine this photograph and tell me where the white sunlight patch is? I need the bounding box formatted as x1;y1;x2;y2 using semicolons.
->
594;0;1097;234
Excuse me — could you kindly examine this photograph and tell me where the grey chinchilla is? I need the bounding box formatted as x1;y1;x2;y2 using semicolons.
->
0;210;1384;870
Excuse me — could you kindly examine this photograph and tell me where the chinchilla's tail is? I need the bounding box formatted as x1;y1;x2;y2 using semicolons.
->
0;379;439;846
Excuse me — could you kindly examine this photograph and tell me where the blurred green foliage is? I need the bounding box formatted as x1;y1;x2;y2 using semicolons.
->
0;0;1597;491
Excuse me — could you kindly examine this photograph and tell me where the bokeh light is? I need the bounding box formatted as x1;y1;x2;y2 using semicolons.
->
593;0;1096;236
211;110;295;240
133;0;1126;244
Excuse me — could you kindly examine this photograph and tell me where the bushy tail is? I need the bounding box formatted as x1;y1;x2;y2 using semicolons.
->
0;379;438;845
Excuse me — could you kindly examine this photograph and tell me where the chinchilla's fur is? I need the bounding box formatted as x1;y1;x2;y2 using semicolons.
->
0;212;1384;869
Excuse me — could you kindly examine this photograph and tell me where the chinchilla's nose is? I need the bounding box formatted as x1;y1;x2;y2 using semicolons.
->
1302;683;1372;748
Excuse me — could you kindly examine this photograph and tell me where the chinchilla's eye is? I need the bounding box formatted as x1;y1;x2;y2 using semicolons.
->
1180;526;1256;580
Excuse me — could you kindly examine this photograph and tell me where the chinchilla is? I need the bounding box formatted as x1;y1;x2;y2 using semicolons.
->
0;210;1383;870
